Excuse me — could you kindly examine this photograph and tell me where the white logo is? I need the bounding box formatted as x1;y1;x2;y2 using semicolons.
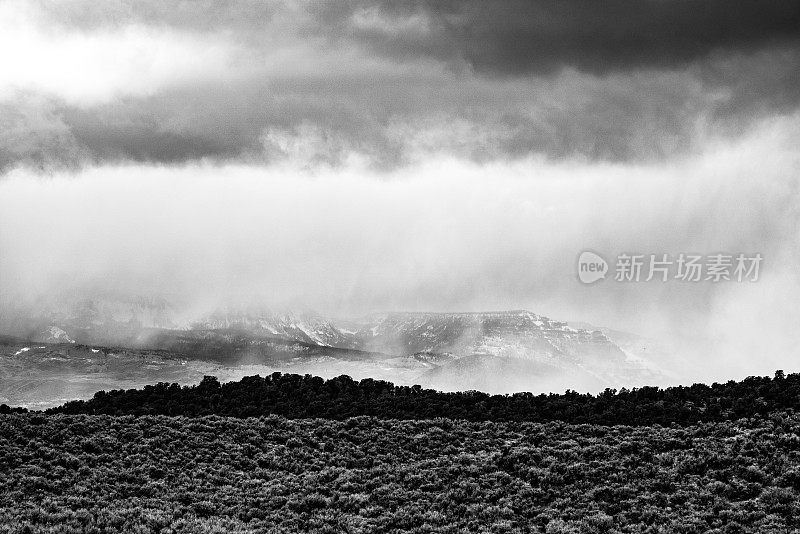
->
578;251;608;284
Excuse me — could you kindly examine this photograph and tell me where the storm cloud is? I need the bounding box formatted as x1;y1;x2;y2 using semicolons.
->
1;0;799;170
328;0;800;75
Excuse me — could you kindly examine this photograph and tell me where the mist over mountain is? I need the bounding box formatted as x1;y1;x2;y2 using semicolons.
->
3;3;800;532
0;292;672;407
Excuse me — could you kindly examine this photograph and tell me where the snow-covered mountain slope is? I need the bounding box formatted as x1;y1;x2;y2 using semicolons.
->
348;311;665;389
354;310;620;362
35;326;75;344
192;310;358;348
3;298;358;349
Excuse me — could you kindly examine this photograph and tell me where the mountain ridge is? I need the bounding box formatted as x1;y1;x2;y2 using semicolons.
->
1;299;667;395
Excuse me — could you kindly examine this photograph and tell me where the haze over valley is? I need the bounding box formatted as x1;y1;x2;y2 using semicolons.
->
1;0;799;406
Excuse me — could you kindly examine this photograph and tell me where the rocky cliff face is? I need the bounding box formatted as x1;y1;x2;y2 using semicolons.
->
355;310;624;363
34;326;74;344
191;310;359;348
346;310;660;392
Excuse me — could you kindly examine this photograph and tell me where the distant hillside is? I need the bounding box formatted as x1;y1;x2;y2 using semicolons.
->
2;306;670;397
44;370;800;426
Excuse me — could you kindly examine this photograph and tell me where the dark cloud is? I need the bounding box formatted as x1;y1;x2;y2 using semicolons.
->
700;45;800;125
36;0;800;77
331;0;800;76
1;0;799;172
0;71;711;172
61;94;266;165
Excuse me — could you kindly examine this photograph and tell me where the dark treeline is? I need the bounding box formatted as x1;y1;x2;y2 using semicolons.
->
0;404;27;414
44;370;800;425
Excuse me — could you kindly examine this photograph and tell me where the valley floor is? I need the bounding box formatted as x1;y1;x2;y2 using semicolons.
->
1;414;799;533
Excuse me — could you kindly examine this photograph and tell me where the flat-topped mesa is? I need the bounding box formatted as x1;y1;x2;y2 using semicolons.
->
358;310;621;362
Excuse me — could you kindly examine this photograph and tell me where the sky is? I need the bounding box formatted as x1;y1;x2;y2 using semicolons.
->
1;0;800;381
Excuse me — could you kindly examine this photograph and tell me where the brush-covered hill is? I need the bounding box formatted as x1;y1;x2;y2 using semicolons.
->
43;370;800;426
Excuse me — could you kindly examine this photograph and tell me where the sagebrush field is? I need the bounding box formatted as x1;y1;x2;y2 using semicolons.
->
2;412;799;533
